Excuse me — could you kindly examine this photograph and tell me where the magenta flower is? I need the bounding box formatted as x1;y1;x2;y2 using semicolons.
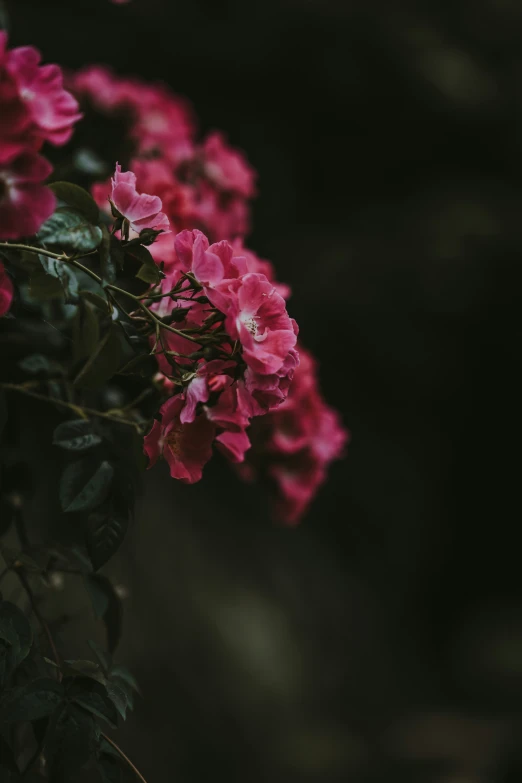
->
110;163;170;235
144;396;215;484
201;132;256;198
2;33;82;148
0;153;56;240
222;272;298;375
0;261;14;316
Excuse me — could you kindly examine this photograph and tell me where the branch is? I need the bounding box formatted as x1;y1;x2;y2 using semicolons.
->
102;733;150;783
0;383;143;432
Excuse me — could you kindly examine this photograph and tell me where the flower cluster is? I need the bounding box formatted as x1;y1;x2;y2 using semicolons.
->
72;66;256;247
243;347;348;523
122;215;299;483
0;32;81;240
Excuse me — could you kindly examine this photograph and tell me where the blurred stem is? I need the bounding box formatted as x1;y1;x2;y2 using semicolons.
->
15;566;62;675
101;734;149;783
0;383;143;432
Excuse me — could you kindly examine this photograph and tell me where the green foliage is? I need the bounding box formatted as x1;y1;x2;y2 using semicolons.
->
38;208;103;253
49;182;101;226
1;184;160;778
53;420;102;452
86;514;128;573
60;460;114;514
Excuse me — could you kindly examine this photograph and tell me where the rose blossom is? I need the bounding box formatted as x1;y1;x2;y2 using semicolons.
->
0;261;14;316
108;163;170;235
0;153;56;240
144;395;215;484
245;346;348;524
1;32;82;148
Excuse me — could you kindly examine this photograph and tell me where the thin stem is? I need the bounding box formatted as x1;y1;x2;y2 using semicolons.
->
102;733;149;783
0;383;143;432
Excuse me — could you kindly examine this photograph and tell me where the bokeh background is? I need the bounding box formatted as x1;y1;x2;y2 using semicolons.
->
6;0;522;780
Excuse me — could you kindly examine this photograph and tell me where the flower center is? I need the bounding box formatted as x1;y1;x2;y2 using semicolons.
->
165;427;182;457
244;317;257;335
20;87;36;102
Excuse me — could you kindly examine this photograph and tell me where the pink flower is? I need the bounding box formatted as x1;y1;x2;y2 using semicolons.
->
0;153;56;239
144;395;215;484
215;272;297;375
0;261;14;316
180;359;235;424
244;346;348;524
110;163;170;234
201;132;256;198
0;35;33;165
71;66;195;164
2;33;82;148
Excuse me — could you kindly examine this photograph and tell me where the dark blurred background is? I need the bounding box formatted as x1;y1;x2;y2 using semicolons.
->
7;0;522;780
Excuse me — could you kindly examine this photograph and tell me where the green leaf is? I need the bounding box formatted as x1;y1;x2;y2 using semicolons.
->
0;678;63;722
105;679;129;721
45;704;100;781
60;460;114;514
109;664;140;695
38;208;103;253
38;255;79;302
28;262;66;300
86;513;128;572
49;182;100;225
62;659;106;686
87;640;111;674
128;245;161;285
79;289;110;312
67;677;118;728
53;420;102;452
0;601;33;682
97;753;122;783
84;575;122;654
72;298;101;363
18;353;61;375
74;325;127;390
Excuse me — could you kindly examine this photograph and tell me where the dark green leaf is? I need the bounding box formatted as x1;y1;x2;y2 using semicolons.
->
79;290;110;312
53;420;102;452
128;245;161;285
87;640;111;675
0;601;33;681
49;182;100;225
86;513;128;572
18;354;59;375
84;575;122;655
105;680;128;721
38;255;79;302
67;678;118;728
97;753;122;783
28;262;66;300
38;209;103;252
63;659;106;686
45;704;99;781
74;326;127;390
60;460;114;514
0;678;63;722
109;664;140;695
72;299;100;363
